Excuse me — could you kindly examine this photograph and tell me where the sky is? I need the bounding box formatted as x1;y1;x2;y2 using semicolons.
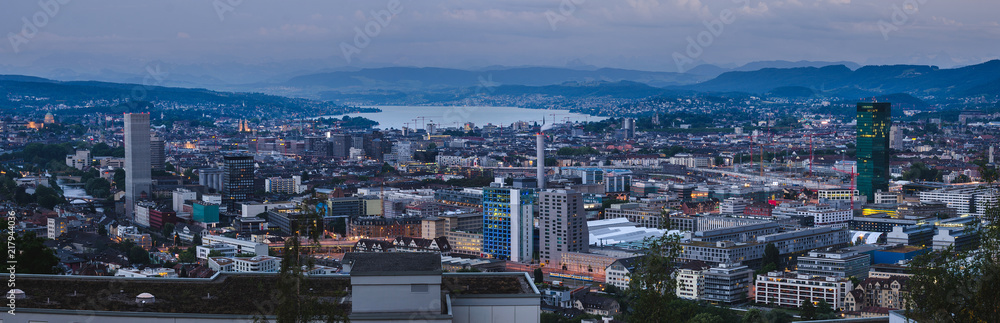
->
1;0;998;82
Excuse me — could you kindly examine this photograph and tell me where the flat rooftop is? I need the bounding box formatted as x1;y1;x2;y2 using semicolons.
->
881;245;926;253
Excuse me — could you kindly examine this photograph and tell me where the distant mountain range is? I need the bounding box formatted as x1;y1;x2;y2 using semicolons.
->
3;59;998;118
687;60;863;78
677;60;1000;98
285;66;704;90
0;75;363;118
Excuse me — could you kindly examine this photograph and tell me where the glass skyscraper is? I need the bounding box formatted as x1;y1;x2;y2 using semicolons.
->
857;102;891;198
223;154;255;211
482;186;535;262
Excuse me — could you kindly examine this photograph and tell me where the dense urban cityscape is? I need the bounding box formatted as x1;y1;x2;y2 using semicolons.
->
3;1;1000;323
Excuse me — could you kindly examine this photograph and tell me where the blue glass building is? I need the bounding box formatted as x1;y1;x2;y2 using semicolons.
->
482;186;536;262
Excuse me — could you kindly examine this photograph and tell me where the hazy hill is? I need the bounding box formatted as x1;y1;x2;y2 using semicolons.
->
285;66;704;90
680;60;1000;97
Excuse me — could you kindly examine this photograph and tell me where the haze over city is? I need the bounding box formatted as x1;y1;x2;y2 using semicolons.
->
2;0;1000;85
2;1;999;323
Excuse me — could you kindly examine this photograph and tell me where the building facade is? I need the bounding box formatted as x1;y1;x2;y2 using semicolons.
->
539;189;589;266
222;155;254;211
755;271;853;310
856;102;891;198
482;186;535;262
124;113;152;220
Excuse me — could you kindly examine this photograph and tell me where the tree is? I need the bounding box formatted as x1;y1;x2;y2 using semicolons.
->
533;268;544;283
0;232;61;274
178;246;197;263
741;308;763;323
208;250;224;257
161;223;175;239
113;168;126;190
762;310;793;323
193;233;203;246
34;185;63;209
98;226;108;236
688;313;724;323
906;180;1000;322
129;246;150;265
258;197;347;323
799;300;816;320
816;299;835;319
624;233;681;322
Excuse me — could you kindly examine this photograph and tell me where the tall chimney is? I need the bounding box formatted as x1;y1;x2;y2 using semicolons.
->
537;133;545;189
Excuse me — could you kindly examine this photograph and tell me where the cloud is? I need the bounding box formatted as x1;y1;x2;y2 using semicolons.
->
177;32;191;39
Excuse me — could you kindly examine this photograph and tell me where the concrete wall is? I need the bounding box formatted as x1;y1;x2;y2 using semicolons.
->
351;275;443;314
451;297;540;323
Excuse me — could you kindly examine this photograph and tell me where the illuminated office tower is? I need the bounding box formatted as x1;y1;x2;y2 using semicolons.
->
857;102;891;199
482;183;536;262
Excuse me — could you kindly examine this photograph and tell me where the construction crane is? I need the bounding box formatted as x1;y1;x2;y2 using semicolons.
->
806;132;836;176
832;167;860;209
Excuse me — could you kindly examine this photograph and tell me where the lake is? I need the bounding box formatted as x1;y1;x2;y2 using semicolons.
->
319;106;605;129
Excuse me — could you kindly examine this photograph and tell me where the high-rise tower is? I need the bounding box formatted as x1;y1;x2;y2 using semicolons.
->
857;102;891;198
539;189;588;266
223;155;255;211
482;183;536;262
124;113;152;220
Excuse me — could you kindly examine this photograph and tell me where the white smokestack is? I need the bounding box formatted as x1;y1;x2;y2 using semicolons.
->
537;133;545;189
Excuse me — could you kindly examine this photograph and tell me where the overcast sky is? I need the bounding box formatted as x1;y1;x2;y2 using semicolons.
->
1;0;998;78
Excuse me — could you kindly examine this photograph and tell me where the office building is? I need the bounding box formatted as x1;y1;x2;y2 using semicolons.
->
201;234;270;256
889;125;903;149
209;255;280;273
446;230;483;257
796;248;871;279
702;263;754;305
482;184;535;262
192;201;220;224
719;197;747;215
755;271;853;310
222;155;254;210
172;188;197;215
680;226;850;266
124;112;152;220
150;135;165;170
918;186;998;217
675;261;711;300
330;133;351;158
603;203;666;229
64;149;91;170
539;189;589;266
47;217;67;240
265;175;304;194
856;102;891;198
